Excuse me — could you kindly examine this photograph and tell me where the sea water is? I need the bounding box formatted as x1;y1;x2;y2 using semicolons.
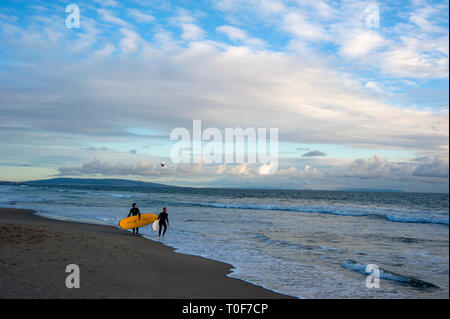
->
0;184;448;298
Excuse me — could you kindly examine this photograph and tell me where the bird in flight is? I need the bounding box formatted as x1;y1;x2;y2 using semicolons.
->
160;162;166;167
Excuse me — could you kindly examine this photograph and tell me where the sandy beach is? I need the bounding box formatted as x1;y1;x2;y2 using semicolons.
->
0;208;292;299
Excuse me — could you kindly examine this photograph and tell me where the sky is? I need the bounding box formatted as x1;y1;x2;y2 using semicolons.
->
0;0;448;192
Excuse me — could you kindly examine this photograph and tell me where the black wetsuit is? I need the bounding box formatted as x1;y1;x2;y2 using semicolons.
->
128;207;141;234
158;211;169;236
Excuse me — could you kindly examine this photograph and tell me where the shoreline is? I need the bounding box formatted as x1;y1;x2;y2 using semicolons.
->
0;207;293;299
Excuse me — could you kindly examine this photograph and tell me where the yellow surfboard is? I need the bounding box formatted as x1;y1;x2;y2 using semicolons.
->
119;213;158;229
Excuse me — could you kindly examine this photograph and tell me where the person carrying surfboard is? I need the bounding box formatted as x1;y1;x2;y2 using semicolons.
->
158;207;169;237
128;203;141;235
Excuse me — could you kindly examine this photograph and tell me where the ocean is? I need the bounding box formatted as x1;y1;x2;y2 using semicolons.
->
0;183;448;298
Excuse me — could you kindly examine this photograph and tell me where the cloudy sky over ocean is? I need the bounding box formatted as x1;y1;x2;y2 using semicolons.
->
0;0;448;192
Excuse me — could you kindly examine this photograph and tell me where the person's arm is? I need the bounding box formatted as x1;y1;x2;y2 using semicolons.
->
167;215;169;226
127;209;132;217
137;208;141;220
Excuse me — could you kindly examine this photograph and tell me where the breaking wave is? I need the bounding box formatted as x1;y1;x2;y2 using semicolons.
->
184;202;449;226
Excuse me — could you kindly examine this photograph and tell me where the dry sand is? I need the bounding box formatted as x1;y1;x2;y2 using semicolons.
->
0;208;292;299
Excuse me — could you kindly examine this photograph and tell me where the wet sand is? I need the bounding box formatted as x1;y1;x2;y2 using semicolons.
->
0;208;292;299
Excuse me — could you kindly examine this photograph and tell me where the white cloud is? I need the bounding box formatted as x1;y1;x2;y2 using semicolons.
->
328;155;449;181
0;1;448;191
2;31;447;152
379;36;449;78
340;31;386;58
364;81;382;92
409;2;447;33
95;42;115;56
332;155;414;179
259;0;286;14
127;9;155;23
57;155;449;191
180;23;205;41
216;25;247;40
213;0;449;80
97;9;130;27
70;18;101;52
284;155;449;183
413;157;449;178
281;11;329;41
216;25;266;48
303;0;337;18
58;159;215;177
93;0;119;7
119;28;143;53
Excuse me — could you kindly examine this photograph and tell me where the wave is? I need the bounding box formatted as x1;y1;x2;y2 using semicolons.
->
35;213;111;226
104;193;132;199
341;259;440;289
252;232;340;253
63;190;132;198
184;202;449;226
384;215;448;225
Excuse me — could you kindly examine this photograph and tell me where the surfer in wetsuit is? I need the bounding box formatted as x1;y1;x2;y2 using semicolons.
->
128;203;141;235
158;207;169;237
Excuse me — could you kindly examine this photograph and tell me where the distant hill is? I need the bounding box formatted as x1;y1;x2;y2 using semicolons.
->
21;178;176;188
336;188;405;193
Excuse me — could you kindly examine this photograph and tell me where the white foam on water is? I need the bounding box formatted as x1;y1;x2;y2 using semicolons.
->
35;213;111;226
2;184;448;298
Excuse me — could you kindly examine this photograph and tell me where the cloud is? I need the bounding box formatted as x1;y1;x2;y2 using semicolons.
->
413;157;449;178
180;23;205;41
95;43;115;56
378;36;449;79
58;159;160;176
335;1;448;79
0;162;30;167
93;0;119;8
1;26;447;153
303;0;337;18
320;155;448;183
364;81;382;92
408;1;448;33
302;150;326;157
287;155;449;186
97;9;130;27
119;28;143;53
216;25;266;47
84;146;110;151
53;155;448;193
339;31;386;58
58;159;215;177
216;25;247;40
332;155;413;179
127;9;155;23
27;5;47;12
0;1;448;192
281;11;329;41
57;159;277;179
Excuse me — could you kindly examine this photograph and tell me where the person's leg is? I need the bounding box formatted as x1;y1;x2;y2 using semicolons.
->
136;227;139;235
162;223;167;236
133;228;136;234
158;224;162;237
